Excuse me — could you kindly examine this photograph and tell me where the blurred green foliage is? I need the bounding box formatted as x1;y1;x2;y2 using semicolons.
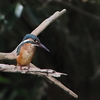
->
0;0;100;100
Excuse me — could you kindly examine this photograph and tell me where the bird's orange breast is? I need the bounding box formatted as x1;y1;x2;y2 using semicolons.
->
17;43;36;66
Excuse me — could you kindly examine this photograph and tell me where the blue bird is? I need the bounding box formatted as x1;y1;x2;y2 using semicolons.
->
16;34;49;70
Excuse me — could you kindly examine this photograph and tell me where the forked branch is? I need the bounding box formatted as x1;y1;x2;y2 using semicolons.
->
0;9;78;98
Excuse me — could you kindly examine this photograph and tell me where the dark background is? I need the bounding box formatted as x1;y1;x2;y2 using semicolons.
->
0;0;100;100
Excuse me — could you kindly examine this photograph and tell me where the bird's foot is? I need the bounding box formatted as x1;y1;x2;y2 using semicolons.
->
17;65;30;71
20;66;22;70
23;65;30;70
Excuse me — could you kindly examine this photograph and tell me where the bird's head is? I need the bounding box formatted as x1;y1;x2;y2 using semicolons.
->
22;34;50;52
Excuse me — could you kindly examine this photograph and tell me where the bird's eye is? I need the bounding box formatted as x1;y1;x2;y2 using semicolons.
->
34;39;38;43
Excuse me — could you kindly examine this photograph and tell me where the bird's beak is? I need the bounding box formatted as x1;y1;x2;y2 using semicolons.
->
38;43;50;52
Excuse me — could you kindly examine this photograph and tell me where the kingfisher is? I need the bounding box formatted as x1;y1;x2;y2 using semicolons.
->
16;34;49;70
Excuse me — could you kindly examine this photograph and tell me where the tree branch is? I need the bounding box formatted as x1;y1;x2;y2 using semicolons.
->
0;63;67;77
0;52;16;60
0;63;78;98
30;9;66;36
0;9;78;98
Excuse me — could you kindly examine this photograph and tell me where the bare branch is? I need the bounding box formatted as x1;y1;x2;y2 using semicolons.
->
30;9;66;36
46;75;78;98
0;63;78;98
0;63;67;77
0;9;66;60
0;52;16;60
0;9;78;98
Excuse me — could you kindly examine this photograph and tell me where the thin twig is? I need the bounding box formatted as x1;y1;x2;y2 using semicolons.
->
46;75;78;98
